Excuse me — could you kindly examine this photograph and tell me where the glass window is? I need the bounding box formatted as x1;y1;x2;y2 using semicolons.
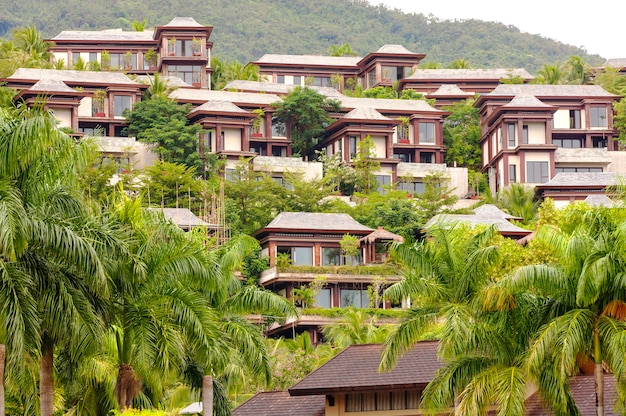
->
592;136;608;148
349;136;358;159
293;76;301;86
381;66;397;82
340;289;369;308
169;65;202;84
375;175;391;194
277;75;285;84
522;125;529;144
526;161;549;183
590;106;607;127
507;123;516;147
113;95;131;117
509;164;516;183
175;39;195;57
293;247;313;266
569;110;581;129
271;116;286;137
553;138;583;148
420;152;434;163
367;70;376;88
89;52;98;62
419;122;435;143
398;181;425;195
322;247;341;266
315;288;331;308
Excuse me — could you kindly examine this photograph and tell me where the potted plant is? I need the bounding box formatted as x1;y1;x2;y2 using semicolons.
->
251;108;265;137
123;51;133;70
397;117;410;143
144;48;158;70
100;50;110;70
167;37;176;56
92;89;106;117
191;37;202;56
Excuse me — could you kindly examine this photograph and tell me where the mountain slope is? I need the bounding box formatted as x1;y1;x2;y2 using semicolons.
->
0;0;603;72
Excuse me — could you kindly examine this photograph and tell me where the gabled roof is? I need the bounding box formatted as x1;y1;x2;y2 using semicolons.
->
189;100;251;115
486;84;619;98
427;84;475;97
359;227;404;244
258;212;373;234
146;207;213;229
502;94;556;109
525;374;619;416
162;17;204;27
6;68;141;86
28;79;78;93
223;80;345;98
375;44;416;55
405;68;533;81
337;96;444;113
134;75;191;88
425;214;531;235
50;29;154;41
232;391;325;416
253;54;362;67
538;172;621;188
584;194;616;207
288;342;441;396
169;88;281;106
342;107;392;121
472;204;522;221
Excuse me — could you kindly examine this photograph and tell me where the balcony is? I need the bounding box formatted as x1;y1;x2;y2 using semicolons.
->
259;264;401;286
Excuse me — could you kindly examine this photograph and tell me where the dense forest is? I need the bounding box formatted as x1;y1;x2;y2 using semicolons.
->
0;0;605;73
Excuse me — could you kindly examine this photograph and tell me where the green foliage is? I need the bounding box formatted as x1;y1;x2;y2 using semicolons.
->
123;97;203;173
271;87;341;158
328;42;358;57
339;234;359;257
442;99;482;170
352;135;380;194
276;263;400;276
413;172;460;225
1;0;603;74
348;190;422;240
316;150;358;196
140;160;206;208
496;183;539;227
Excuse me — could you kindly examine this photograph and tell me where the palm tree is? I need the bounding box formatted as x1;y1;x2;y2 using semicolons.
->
106;199;295;412
322;309;393;348
502;207;626;416
496;183;539;226
380;224;502;370
0;103;117;416
535;63;565;85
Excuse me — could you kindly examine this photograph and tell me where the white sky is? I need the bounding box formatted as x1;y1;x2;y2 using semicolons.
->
366;0;625;60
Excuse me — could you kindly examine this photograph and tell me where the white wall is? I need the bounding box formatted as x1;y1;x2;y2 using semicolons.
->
223;128;241;152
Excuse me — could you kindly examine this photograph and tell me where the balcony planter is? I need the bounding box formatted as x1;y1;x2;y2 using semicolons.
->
94;112;106;118
251;133;264;138
398;139;410;144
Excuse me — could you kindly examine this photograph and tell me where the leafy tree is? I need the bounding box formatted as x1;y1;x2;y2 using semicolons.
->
348;190;422;240
316;150;358;196
496;183;539;226
140;160;205;208
564;55;591;85
224;158;287;235
500;208;626;415
280;171;332;213
328;43;358;57
322;309;394;348
442;99;482;170
123;97;203;173
352;135;380;194
413;172;460;225
448;58;472;69
210;55;260;90
271;87;341;158
534;63;566;85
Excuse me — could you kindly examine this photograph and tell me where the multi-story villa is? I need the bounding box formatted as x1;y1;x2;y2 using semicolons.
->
475;84;622;195
252;212;404;342
47;17;213;88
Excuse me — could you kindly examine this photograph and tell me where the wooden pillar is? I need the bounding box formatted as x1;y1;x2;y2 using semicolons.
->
202;375;213;416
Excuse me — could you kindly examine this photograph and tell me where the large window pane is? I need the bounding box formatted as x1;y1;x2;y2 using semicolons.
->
322;247;341;266
526;161;549;183
293;247;313;266
419;122;435;143
590;106;607;127
315;288;331;308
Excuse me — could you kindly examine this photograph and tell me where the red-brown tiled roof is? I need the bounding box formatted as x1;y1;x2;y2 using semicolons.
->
288;342;442;396
525;374;619;415
232;391;325;416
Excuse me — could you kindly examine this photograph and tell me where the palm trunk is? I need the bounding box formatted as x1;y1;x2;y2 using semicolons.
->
594;329;604;416
0;344;6;416
39;336;55;416
115;363;140;410
202;375;213;416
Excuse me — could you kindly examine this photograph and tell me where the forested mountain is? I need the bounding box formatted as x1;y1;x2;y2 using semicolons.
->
0;0;604;73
